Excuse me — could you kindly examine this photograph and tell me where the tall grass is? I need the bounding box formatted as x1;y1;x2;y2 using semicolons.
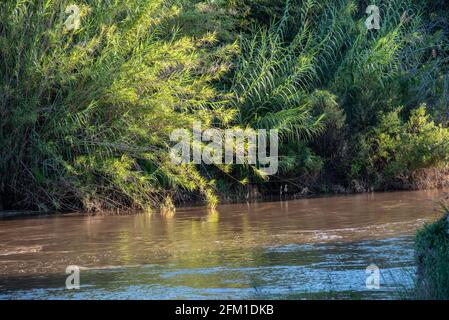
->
414;211;449;299
0;0;235;212
229;0;449;181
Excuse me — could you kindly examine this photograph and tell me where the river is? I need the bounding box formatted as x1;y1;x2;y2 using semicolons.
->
0;189;447;299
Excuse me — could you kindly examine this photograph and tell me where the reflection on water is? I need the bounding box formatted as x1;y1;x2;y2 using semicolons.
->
0;189;446;299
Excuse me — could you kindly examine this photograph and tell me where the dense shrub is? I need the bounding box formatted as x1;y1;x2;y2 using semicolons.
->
354;105;449;185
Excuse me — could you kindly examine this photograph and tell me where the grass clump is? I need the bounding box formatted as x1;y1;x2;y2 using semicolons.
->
414;211;449;299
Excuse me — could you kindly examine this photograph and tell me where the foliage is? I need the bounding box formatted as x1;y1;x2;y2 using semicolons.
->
1;0;449;211
357;105;449;183
229;0;449;185
415;211;449;299
0;0;235;211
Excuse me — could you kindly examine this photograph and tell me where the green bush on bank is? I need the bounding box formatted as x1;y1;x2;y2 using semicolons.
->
352;105;449;186
415;212;449;299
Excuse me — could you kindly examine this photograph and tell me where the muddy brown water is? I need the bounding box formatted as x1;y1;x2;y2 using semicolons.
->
0;189;447;299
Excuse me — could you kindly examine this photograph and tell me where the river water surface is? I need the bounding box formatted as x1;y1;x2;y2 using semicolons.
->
0;190;447;299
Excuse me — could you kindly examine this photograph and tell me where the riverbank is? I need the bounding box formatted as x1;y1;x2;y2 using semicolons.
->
215;167;449;205
0;210;54;219
3;181;449;219
413;211;449;299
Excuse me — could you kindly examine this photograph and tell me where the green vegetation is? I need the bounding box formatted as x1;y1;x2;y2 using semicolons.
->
0;0;236;211
1;0;449;212
355;105;449;188
414;211;449;299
